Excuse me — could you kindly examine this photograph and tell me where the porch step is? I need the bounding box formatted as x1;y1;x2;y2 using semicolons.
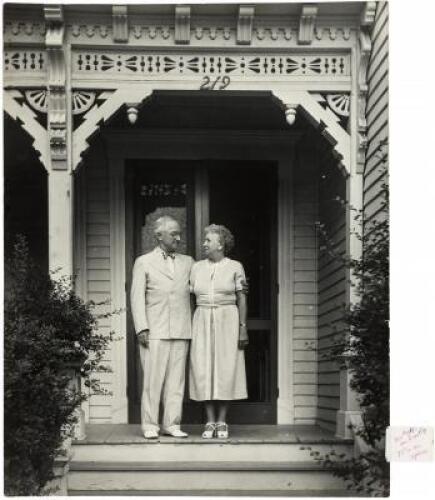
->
68;425;354;495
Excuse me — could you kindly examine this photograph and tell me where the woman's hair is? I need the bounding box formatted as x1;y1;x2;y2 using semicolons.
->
205;224;235;256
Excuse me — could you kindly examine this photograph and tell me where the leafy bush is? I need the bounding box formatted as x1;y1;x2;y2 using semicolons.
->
3;236;112;495
315;140;389;496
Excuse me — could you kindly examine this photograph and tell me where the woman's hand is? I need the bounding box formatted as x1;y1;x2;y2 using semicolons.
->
238;325;249;350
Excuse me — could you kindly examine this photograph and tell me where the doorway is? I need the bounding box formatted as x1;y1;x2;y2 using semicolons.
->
125;159;278;424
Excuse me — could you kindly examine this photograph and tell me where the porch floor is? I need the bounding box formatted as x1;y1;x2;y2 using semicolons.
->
70;425;355;495
74;424;352;445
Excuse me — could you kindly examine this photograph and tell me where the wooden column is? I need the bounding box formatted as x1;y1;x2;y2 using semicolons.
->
336;170;363;439
45;5;85;441
45;5;73;276
48;170;74;276
335;5;375;437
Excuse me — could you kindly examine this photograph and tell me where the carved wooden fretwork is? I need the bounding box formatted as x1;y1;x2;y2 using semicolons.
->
175;5;191;44
4;50;46;73
237;5;255;45
23;89;96;117
4;21;46;37
298;4;318;45
132;25;172;40
4;89;49;169
45;5;68;170
73;51;350;80
72;91;96;115
25;89;49;113
254;27;292;41
4;20;356;47
73;89;119;169
314;27;351;41
301;91;351;170
317;93;351;132
72;88;350;175
70;23;110;39
326;94;350;117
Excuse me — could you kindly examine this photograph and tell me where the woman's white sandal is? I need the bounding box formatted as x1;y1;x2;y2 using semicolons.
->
216;422;229;439
202;422;216;439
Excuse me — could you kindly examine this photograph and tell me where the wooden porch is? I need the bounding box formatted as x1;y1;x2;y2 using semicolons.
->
69;424;355;496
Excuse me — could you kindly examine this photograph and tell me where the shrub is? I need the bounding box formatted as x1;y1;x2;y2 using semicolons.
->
314;140;389;496
3;236;112;495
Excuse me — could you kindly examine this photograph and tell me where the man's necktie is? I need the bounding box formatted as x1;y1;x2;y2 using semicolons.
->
162;251;175;275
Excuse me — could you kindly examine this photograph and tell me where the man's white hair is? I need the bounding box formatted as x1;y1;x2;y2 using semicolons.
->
153;215;179;237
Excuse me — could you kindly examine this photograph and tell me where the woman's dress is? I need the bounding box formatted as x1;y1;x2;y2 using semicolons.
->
189;257;248;401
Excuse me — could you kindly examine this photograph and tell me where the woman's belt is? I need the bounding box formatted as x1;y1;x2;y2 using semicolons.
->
196;300;236;308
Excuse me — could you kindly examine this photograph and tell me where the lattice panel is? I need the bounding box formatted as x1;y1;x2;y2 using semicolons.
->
72;51;350;78
4;50;47;73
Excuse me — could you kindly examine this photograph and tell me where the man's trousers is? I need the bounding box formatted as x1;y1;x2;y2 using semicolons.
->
139;338;189;433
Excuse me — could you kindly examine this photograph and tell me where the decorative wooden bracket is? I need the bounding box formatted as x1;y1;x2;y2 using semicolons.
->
237;5;255;45
175;5;191;44
73;88;154;169
113;5;129;43
360;1;377;27
3;89;49;170
45;5;68;170
298;4;318;45
272;90;350;174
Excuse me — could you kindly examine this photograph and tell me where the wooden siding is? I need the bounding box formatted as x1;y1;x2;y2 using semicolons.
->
292;150;318;425
84;142;114;423
364;1;389;227
316;160;346;433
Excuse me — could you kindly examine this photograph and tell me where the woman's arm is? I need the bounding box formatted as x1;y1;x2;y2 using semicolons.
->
236;291;248;349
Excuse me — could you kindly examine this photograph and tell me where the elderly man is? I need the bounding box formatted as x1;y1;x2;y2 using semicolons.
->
130;215;194;439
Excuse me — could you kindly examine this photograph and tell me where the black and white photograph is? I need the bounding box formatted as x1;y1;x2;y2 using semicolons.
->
2;0;430;497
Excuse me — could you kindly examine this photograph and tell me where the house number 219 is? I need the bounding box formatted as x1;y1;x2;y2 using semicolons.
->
200;75;231;90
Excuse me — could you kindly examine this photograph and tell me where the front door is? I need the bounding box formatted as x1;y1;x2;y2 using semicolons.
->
125;160;277;424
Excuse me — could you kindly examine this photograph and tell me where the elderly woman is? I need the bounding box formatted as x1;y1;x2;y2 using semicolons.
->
189;224;249;439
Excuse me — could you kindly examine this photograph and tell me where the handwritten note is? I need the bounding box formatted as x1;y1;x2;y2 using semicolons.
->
386;426;434;462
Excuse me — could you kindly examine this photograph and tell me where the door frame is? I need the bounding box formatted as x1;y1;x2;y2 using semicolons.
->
125;159;279;424
105;128;298;424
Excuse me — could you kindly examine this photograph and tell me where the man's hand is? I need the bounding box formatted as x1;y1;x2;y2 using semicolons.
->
137;329;150;348
238;325;249;350
241;278;249;295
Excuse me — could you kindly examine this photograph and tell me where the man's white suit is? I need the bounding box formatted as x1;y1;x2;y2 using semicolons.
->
130;246;194;433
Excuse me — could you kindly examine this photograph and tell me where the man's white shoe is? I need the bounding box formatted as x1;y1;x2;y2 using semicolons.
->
143;429;159;439
163;428;188;438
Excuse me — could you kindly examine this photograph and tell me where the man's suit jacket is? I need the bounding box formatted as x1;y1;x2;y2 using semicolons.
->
130;247;195;339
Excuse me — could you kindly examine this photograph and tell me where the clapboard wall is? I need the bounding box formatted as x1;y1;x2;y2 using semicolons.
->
292;146;319;425
364;1;389;226
316;157;346;433
76;139;114;424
